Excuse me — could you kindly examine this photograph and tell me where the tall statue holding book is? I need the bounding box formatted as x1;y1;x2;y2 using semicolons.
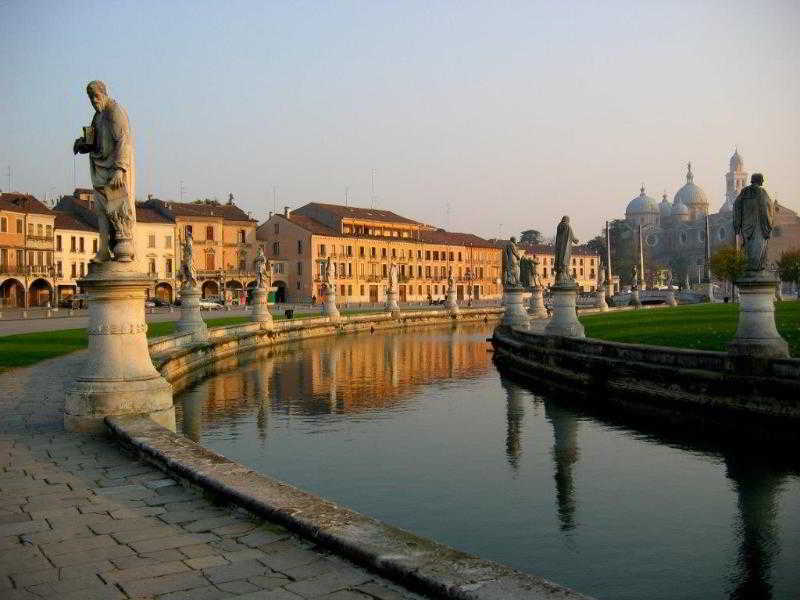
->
178;233;197;289
73;80;136;264
554;216;579;285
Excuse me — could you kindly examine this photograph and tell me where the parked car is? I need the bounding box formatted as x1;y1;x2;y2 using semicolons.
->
144;300;156;308
199;300;222;310
152;298;170;307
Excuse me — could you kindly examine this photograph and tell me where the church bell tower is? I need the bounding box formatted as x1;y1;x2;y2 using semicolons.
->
723;149;748;212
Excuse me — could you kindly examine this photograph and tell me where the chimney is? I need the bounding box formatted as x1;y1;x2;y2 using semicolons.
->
283;206;290;218
268;211;273;219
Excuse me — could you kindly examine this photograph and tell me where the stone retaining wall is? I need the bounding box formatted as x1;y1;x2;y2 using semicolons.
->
491;325;800;419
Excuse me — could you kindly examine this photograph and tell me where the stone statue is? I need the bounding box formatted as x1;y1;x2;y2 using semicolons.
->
631;264;639;290
666;268;673;289
554;216;579;285
178;233;197;289
684;272;691;291
322;256;335;289
519;257;533;289
255;247;271;290
446;266;454;289
733;173;775;273
503;237;523;287
72;81;136;263
388;262;398;292
598;267;606;287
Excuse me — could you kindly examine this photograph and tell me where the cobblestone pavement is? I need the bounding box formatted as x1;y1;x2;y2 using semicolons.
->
0;357;426;600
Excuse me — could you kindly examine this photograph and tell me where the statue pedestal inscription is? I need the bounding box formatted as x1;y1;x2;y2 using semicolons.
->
250;288;273;327
175;286;208;342
502;287;530;329
545;283;585;338
386;289;400;317
65;264;174;432
728;274;789;359
529;286;548;319
323;286;340;322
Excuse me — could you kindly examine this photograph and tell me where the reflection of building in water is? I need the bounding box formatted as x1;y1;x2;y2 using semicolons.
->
177;328;493;430
500;377;526;471
724;454;786;600
545;400;580;531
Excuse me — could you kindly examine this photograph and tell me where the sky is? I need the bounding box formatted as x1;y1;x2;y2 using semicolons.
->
1;0;799;241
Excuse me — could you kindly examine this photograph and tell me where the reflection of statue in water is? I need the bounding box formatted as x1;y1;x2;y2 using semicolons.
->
554;216;579;285
499;376;526;472
255;247;271;290
178;234;197;289
72;80;136;264
545;399;580;531
503;237;523;287
733;174;776;274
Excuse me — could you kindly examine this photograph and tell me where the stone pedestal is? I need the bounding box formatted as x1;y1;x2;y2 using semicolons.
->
545;282;585;338
595;285;609;312
175;286;208;342
703;281;715;302
323;286;340;322
502;287;530;329
728;274;789;359
629;288;641;308
665;287;678;307
65;263;174;433
528;286;548;319
444;287;459;314
250;288;273;327
386;289;401;317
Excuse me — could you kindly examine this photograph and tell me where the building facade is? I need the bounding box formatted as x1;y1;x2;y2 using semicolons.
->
517;243;602;293
257;203;503;304
623;151;800;282
0;193;56;307
53;211;99;303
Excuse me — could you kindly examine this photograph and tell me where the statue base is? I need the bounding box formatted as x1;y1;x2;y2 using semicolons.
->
665;288;678;307
386;290;401;317
65;263;174;433
595;285;609;312
728;274;789;360
175;286;208;342
545;282;585;338
323;288;340;322
502;287;530;329
528;286;548;319
703;281;715;302
445;288;459;314
629;289;642;308
250;288;273;327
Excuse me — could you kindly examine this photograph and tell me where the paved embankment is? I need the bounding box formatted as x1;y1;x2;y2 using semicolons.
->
0;354;425;599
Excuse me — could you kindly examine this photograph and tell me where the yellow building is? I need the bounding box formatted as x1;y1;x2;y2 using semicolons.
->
0;193;56;307
53;211;98;302
518;242;602;292
256;203;502;304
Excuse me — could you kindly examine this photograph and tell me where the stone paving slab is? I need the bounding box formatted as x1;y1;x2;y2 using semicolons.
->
0;354;429;599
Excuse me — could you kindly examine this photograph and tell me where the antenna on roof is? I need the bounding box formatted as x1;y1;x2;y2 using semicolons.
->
445;201;451;230
273;186;277;214
345;186;350;207
6;165;11;192
371;169;376;208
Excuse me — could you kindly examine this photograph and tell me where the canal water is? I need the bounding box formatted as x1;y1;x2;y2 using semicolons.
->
175;323;800;600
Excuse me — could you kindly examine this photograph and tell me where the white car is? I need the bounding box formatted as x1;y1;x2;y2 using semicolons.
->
199;300;222;310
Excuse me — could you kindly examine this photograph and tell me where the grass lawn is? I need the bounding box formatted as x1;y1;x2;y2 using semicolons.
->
580;301;800;356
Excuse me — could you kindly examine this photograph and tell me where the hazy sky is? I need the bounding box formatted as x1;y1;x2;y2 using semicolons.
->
2;1;798;240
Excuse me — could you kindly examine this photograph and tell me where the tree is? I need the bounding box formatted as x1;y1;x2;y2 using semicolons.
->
776;248;800;296
520;229;542;245
709;245;746;291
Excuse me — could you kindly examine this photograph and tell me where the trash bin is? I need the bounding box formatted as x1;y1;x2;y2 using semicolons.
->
285;309;294;319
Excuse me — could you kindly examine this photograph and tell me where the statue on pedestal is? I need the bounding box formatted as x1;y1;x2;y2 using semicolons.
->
447;266;454;290
322;256;336;293
503;237;523;287
255;247;271;290
73;81;136;264
554;216;579;286
666;268;673;289
178;234;197;289
631;265;639;290
388;262;398;292
733;174;775;274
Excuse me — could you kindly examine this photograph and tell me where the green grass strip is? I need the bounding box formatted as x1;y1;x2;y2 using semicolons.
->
579;301;800;356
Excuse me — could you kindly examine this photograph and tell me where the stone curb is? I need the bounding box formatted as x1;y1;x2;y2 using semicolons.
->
106;415;593;600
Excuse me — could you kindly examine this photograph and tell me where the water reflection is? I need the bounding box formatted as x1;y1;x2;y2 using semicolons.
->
175;326;800;600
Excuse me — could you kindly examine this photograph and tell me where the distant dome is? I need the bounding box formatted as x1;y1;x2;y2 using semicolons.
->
674;162;708;209
626;185;658;216
730;149;744;172
659;192;672;217
671;201;689;217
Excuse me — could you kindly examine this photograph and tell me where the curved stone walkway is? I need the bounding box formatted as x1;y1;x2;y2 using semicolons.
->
0;352;424;599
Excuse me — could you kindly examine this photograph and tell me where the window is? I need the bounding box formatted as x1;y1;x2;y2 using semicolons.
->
37;224;43;237
272;242;280;256
319;244;326;256
80;263;85;277
449;252;454;261
166;258;173;275
359;246;365;257
425;250;431;260
16;219;23;233
458;252;462;261
347;245;352;257
28;224;34;236
0;217;6;232
297;240;303;254
426;266;431;278
70;237;76;252
79;238;85;253
206;226;214;241
341;284;346;296
371;247;376;258
56;235;62;251
92;239;98;253
239;230;246;243
339;263;345;276
57;261;62;276
274;223;279;234
382;264;387;277
418;266;422;278
185;225;193;237
391;249;396;258
46;225;52;238
360;285;365;296
71;263;77;277
148;258;156;274
348;263;352;277
381;248;387;258
347;285;352;296
417;250;422;259
297;262;302;275
165;236;172;249
433;251;439;260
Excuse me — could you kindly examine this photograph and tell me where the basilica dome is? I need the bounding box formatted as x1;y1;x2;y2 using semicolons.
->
626;185;658;216
671;200;689;219
658;192;672;217
673;162;708;217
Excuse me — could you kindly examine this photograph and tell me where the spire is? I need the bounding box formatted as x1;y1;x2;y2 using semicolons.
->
686;162;694;183
640;183;646;196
